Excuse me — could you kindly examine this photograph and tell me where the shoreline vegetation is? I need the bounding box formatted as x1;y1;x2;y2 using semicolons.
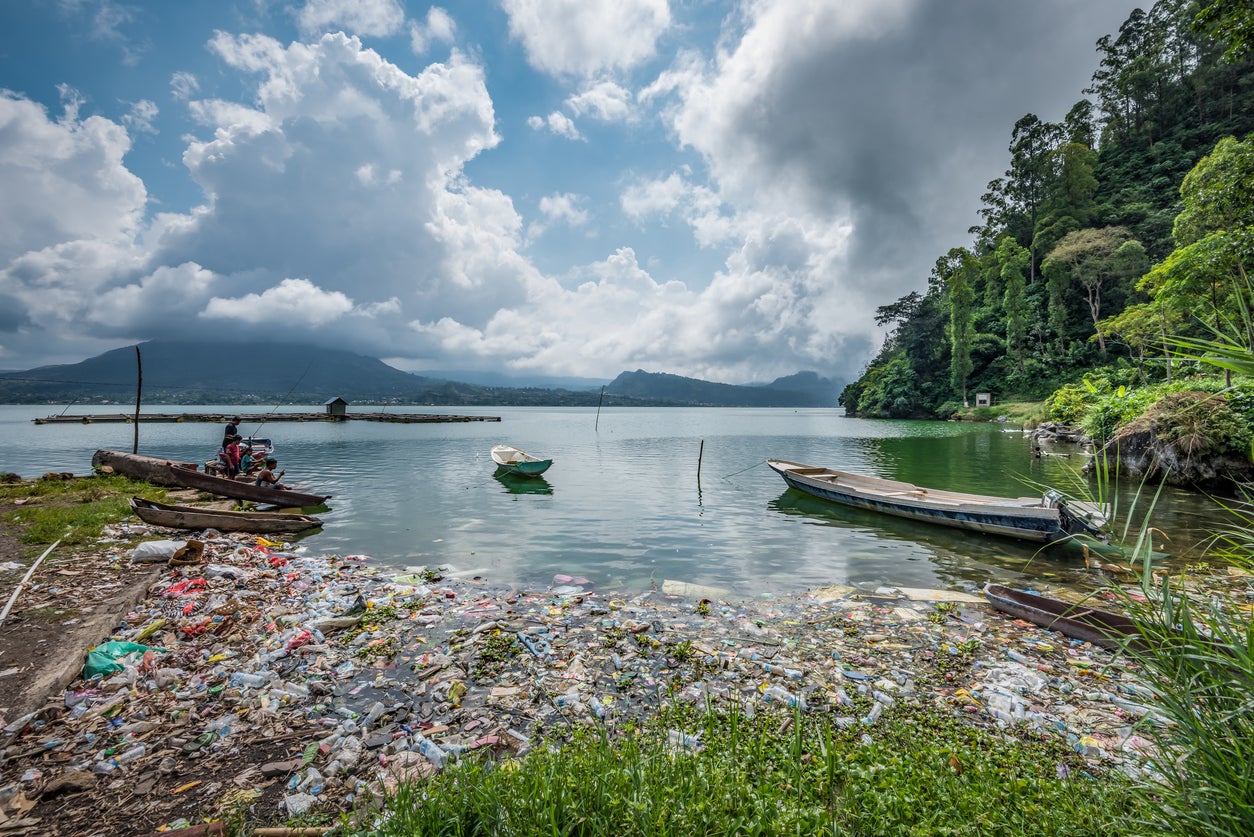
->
0;473;1246;835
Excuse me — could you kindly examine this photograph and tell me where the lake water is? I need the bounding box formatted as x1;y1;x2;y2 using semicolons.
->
0;405;1233;597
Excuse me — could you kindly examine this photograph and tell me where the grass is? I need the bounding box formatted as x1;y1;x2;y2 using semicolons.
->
351;702;1151;837
0;474;162;548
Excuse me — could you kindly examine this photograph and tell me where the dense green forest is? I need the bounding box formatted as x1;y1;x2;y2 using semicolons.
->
841;0;1254;420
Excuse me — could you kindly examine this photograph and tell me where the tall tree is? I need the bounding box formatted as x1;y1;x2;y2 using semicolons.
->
938;248;978;406
1044;227;1149;354
1005;115;1064;282
996;238;1031;375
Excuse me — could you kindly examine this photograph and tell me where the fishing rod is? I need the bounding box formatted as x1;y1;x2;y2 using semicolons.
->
248;358;316;437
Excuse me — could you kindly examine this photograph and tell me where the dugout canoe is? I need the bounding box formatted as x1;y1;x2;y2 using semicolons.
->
128;497;322;534
166;463;330;507
92;449;202;487
982;583;1141;650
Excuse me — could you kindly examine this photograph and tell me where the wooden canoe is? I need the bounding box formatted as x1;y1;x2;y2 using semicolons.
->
983;583;1140;649
766;459;1109;544
129;497;322;534
92;449;201;487
491;445;553;477
166;464;330;507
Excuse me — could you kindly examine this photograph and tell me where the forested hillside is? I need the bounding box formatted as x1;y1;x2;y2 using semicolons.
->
841;0;1254;418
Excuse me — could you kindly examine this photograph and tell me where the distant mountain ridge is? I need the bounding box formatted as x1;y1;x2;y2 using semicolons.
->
0;341;840;407
606;369;837;407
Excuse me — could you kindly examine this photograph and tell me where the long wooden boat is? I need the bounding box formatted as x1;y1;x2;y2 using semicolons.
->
166;464;330;507
92;450;201;487
491;445;553;477
983;583;1140;649
766;459;1108;543
129;497;322;534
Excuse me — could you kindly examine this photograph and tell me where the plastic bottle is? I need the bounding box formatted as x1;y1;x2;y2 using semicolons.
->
761;685;807;710
117;743;146;764
863;702;884;725
761;663;804;680
412;732;447;768
231;672;270;689
364;702;386;725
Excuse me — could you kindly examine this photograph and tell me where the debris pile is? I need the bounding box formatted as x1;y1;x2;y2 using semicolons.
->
0;523;1234;834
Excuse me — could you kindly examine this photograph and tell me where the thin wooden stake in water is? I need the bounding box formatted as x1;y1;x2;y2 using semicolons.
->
595;386;605;432
132;345;142;454
697;439;704;482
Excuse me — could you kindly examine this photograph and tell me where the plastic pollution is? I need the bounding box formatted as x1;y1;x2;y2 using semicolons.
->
666;730;701;751
761;684;807;710
761;663;803;680
83;641;164;679
130;540;186;564
116;743;146;764
411;732;447;768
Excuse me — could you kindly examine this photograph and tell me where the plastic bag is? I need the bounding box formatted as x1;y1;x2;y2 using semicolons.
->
83;641;164;679
130;540;186;564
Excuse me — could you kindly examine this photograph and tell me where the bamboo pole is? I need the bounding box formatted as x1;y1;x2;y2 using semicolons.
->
595;385;605;432
0;539;60;628
132;345;142;454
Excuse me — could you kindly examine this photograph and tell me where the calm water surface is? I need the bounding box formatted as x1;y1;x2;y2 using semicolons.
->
0;405;1232;596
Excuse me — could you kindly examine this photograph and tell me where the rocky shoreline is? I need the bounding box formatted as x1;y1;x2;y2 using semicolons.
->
0;517;1209;836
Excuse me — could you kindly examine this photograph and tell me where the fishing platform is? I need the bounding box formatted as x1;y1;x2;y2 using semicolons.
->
33;411;500;425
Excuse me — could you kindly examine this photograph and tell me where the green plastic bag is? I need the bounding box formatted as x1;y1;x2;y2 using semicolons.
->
83;641;164;679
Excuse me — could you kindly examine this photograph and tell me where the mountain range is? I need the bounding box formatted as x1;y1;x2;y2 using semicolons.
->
0;341;841;407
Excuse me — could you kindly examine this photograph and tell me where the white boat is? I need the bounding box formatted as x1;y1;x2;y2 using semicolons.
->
767;459;1108;543
490;445;553;477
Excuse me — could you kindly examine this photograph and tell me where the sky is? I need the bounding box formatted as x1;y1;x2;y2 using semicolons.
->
0;0;1144;385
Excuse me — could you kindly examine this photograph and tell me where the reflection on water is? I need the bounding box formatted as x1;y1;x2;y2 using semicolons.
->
0;405;1238;597
493;472;553;495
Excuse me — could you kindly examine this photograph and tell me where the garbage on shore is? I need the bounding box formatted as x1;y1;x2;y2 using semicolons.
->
0;520;1224;834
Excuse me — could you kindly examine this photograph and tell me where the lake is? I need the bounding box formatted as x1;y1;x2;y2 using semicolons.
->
0;404;1232;597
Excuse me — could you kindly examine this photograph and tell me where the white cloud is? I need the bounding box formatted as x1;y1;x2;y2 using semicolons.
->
203;277;354;325
170;72;200;102
566;80;633;122
409;7;456;54
527;111;582;140
123;99;158;135
0;90;146;266
538;193;589;227
501;0;671;78
296;0;407;38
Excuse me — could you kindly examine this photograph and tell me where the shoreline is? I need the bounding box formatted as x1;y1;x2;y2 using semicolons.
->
0;516;1185;835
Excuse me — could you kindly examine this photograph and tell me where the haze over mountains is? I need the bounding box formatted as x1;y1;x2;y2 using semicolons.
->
0;341;841;408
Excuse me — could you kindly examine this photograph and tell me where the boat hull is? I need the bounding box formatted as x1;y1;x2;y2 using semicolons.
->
129;497;322;534
166;464;330;507
490;445;552;478
983;583;1139;649
92;450;201;487
767;459;1103;543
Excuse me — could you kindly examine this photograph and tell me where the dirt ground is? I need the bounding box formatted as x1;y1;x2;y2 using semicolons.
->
0;488;315;836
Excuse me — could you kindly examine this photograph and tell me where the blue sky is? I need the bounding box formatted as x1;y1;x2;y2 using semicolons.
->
0;0;1141;384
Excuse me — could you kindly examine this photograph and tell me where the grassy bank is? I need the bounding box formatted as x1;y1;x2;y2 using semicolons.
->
0;474;164;552
341;703;1151;837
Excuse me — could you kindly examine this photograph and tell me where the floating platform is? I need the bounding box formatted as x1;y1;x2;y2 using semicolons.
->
34;411;501;425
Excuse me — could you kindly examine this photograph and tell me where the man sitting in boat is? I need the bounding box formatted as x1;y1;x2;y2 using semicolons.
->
255;458;289;490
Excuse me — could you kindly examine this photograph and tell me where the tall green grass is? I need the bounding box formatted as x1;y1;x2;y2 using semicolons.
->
357;704;1149;837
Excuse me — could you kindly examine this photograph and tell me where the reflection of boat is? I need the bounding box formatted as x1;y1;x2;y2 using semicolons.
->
494;472;553;495
491;445;553;477
767;459;1108;544
129;497;322;534
166;464;331;507
982;583;1139;650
